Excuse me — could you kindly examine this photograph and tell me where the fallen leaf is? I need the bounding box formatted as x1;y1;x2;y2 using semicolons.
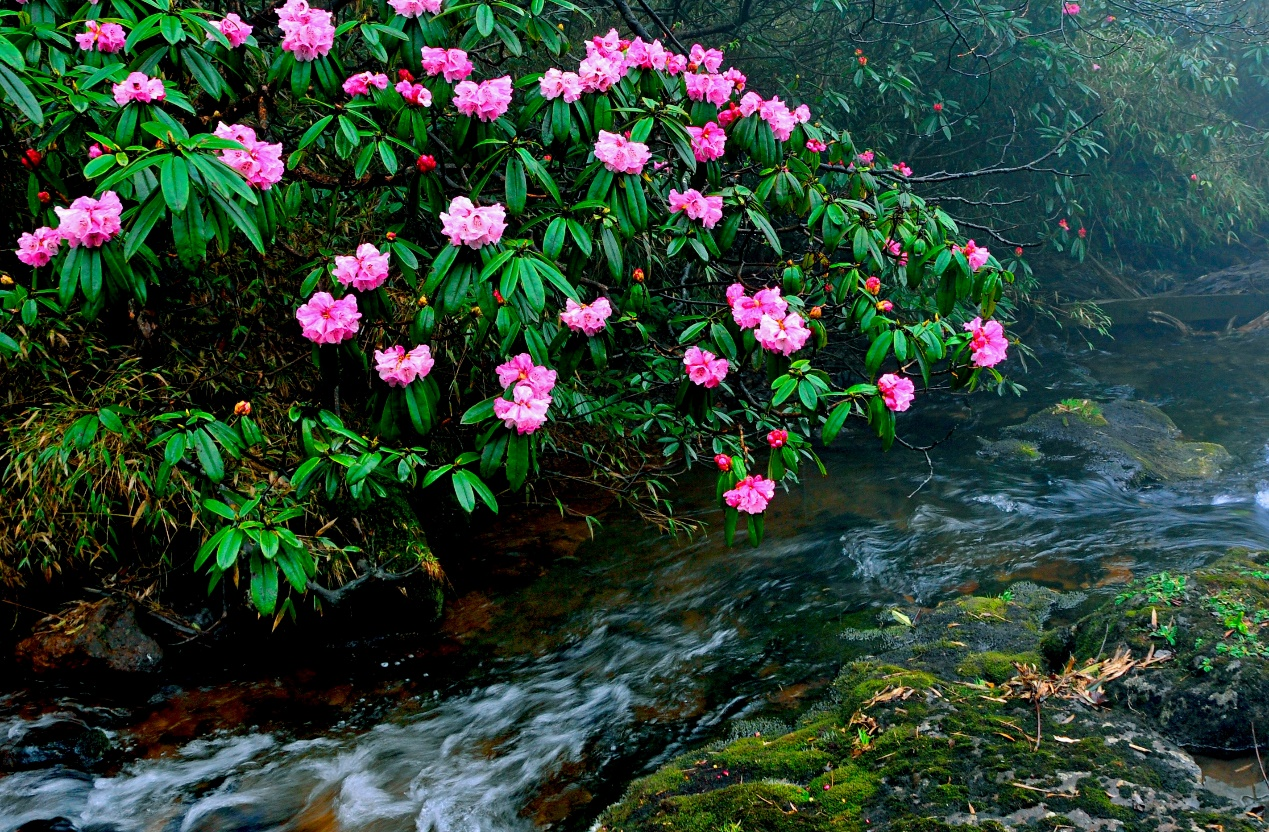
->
1054;736;1079;744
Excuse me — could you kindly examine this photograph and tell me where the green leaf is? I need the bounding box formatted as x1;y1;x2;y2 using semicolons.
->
125;191;168;260
476;4;495;36
822;402;851;445
299;114;334;149
0;62;43;126
191;427;225;482
250;560;279;615
160;155;191;213
98;407;125;434
202;498;236;520
216;527;244;570
462;398;497;424
506;431;530;491
505;154;526;214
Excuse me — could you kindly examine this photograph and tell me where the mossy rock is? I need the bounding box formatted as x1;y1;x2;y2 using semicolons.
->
1056;550;1269;752
1001;399;1230;484
597;661;1254;832
976;438;1045;463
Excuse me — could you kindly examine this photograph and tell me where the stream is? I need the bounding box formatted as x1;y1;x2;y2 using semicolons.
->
4;327;1269;832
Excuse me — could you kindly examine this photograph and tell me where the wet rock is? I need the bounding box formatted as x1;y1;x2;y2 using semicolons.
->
15;819;77;832
0;714;113;771
1054;549;1269;752
14;599;163;675
1001;399;1230;484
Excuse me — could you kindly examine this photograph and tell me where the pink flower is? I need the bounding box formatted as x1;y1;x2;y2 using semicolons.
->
738;91;763;117
1062;2;1080;13
395;80;433;106
586;28;622;59
560;296;614;336
209;13;252;47
332;243;390;291
864;276;881;294
723;67;746;90
664;53;688;75
420;47;473;82
688;122;727;162
626;37;669;71
767;429;788;448
276;0;335;61
728;284;788;330
15;227;62;267
805;138;827;153
715;453;732;472
1092;63;1101;70
756;311;811;356
963;317;1008;368
374;344;435;386
594;130;651;175
856;150;875;165
959;239;990;272
886;240;908;266
53;191;122;249
717;103;742;128
295;292;361;344
668;188;723;229
453;76;513;122
439;197;507;249
724;475;775;514
793;104;811;124
493;382;552;434
683;346;729;388
892;162;913;177
577;52;626;92
112;72;166;106
540;68;583;103
1058;218;1070;231
76;21;126;53
685;72;734;106
388;0;440;16
343;71;389;97
213;122;285;190
877;300;894;313
759;97;797;141
877;373;915;412
689;43;725;72
87;143;106;160
496;353;556;396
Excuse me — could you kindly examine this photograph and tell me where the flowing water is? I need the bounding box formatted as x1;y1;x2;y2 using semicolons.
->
5;328;1269;832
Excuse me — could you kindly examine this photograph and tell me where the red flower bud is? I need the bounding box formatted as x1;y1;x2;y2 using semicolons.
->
1015;246;1024;256
385;231;397;241
933;102;943;112
493;288;505;304
398;68;415;82
808;305;823;319
858;56;867;66
234;400;252;416
632;267;645;283
20;149;43;170
714;453;732;472
542;154;552;163
36;191;50;204
416;154;437;173
1078;227;1087;238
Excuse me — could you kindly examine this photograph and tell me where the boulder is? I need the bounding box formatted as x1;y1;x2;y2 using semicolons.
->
14;598;163;674
0;715;112;771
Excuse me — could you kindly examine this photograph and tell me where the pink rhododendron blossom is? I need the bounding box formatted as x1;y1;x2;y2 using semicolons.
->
213;122;285;190
793;104;811;124
724;475;775;514
856;150;875;165
668;188;724;229
877;300;894;313
1062;2;1080;13
586;28;622;59
54;191;122;249
539;68;583;102
496;353;557;396
439;197;507;249
759;97;798;141
767;429;788;448
689;43;725;72
559;296;614;336
715;453;732;472
276;0;335;61
77;21;126;53
877;373;915;412
395;81;432;106
805;138;827;152
964;317;1009;368
723;67;746;90
738;91;763;117
727;284;788;329
295;292;361;344
387;0;441;16
717;103;742;127
577;52;626;92
958;239;990;271
626;37;670;71
886;239;909;266
209;13;252;47
683;346;729;388
893;161;913;176
332;243;390;291
112;72;166;106
493;382;552;434
374;344;434;386
453;76;513;122
864;276;881;294
685;72;734;106
594;131;651;175
756;311;811;356
420;47;473;81
343;71;388;97
87;143;106;160
664;53;688;75
687;122;726;162
16;227;62;267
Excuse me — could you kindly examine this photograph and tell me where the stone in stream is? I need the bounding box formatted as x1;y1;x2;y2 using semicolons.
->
1047;549;1269;754
997;399;1229;485
13;598;163;674
597;583;1258;832
0;714;112;772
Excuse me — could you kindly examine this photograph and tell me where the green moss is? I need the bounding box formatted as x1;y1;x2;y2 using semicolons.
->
954;650;1042;683
832;662;938;715
954;596;1007;618
649;782;817;832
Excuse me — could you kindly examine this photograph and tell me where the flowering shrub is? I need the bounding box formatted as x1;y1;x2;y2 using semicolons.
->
0;0;1015;616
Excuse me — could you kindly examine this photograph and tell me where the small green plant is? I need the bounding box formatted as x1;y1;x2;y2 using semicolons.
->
1151;622;1177;646
1200;657;1214;673
1116;572;1187;605
855;728;873;749
1054;398;1104;420
998;589;1014;603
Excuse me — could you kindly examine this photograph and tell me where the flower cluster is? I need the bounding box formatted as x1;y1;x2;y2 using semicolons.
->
687;122;726;162
594;131;651;175
420;47;473;82
539;68;584;102
439;197;507;249
494;354;556;434
726;284;810;356
877;373;915;412
296;292;361;344
332;243;390;291
683;346;729;388
668;188;723;228
724;475;775;514
387;0;440;17
560;297;613;336
806;138;828;153
16;227;62;267
277;0;335;61
767;429;788;448
343;72;388;97
396;77;432;106
76;21;126;53
213;123;285;190
453;77;513;122
374;344;435;386
956;239;991;272
963;317;1009;368
209;13;252;47
112;72;166;106
54;191;123;249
